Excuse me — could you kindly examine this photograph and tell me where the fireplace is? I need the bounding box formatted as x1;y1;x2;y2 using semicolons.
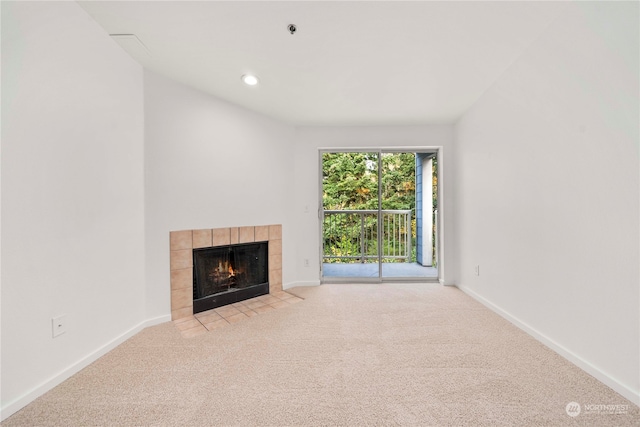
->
192;241;269;313
170;225;282;321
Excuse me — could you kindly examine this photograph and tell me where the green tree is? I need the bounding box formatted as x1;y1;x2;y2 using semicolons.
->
322;152;378;210
322;152;415;211
380;153;416;211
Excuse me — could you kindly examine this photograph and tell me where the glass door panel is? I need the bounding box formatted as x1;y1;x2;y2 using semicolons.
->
379;151;438;279
321;152;380;280
379;152;415;278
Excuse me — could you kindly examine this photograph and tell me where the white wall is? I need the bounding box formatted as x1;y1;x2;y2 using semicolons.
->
454;1;639;404
144;71;295;318
292;125;455;286
1;1;146;419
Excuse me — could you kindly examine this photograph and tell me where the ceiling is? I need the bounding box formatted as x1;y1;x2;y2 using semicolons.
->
78;1;567;126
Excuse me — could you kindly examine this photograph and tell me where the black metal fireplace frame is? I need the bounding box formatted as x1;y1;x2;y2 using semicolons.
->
192;241;269;314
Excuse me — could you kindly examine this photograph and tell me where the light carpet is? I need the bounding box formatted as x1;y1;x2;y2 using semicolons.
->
3;283;638;426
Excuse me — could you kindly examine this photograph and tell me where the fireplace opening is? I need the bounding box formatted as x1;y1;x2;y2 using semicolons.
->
193;241;269;313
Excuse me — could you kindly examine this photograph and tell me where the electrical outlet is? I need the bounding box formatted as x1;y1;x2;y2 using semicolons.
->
304;259;310;267
474;265;480;276
52;315;67;338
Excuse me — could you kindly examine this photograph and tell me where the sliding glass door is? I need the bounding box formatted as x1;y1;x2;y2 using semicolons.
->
320;149;438;282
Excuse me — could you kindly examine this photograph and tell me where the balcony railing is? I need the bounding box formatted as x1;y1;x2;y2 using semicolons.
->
323;210;411;263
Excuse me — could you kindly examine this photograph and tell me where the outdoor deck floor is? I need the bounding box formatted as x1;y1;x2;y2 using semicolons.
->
322;262;438;278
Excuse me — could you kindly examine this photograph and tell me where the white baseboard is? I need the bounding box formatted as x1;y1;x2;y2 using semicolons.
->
456;285;640;406
283;280;320;290
0;314;171;421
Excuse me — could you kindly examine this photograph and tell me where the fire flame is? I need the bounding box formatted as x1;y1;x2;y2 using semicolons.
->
228;265;235;276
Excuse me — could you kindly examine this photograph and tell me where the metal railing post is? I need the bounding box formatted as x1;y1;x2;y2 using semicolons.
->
434;209;438;267
405;211;410;262
360;212;365;263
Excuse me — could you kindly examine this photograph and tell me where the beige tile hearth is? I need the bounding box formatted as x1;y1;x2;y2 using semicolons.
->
202;318;228;331
253;305;275;314
173;291;303;338
269;300;290;309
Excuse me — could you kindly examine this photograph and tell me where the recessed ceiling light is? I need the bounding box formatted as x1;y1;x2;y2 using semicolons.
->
241;74;259;86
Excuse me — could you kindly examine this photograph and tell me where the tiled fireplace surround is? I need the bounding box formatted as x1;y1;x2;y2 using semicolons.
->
170;224;282;321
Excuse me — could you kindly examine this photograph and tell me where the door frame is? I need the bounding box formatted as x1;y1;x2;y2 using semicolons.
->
318;147;443;283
